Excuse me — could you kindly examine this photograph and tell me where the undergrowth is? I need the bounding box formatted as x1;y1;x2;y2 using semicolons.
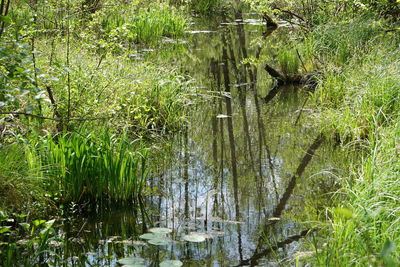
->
304;13;400;267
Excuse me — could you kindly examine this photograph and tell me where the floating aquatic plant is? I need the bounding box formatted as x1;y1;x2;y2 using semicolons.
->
182;233;206;243
118;256;145;265
160;260;183;267
149;227;172;234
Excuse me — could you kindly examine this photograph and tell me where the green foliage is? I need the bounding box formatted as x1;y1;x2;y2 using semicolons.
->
0;40;43;113
0;144;46;213
302;4;400;265
28;131;148;204
88;2;188;45
309;19;385;65
277;48;300;77
312;40;399;142
312;121;400;265
189;0;223;13
0;211;60;266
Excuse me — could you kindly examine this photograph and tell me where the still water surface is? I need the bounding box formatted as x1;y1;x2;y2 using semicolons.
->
60;11;340;267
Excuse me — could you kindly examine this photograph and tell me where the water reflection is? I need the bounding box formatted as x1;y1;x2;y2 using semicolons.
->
59;10;335;267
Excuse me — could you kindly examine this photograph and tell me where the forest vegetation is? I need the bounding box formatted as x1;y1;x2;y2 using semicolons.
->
0;0;399;266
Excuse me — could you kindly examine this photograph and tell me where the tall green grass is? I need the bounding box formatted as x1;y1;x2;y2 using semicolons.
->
311;43;399;142
26;131;148;204
0;144;45;212
277;48;300;78
307;18;385;66
97;2;187;45
305;15;400;266
312;121;400;266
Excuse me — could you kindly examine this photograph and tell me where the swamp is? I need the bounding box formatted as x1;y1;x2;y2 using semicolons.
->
0;0;399;266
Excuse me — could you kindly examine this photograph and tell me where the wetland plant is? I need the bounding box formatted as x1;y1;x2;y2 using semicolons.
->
28;131;148;205
277;48;300;79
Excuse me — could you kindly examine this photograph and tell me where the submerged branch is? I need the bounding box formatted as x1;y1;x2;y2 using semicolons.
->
264;63;286;85
262;13;278;29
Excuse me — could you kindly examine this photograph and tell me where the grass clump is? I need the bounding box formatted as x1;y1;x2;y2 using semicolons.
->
29;131;148;204
277;48;300;79
92;2;188;45
308;18;386;66
311;39;399;142
304;10;400;266
313;121;400;266
0;144;46;213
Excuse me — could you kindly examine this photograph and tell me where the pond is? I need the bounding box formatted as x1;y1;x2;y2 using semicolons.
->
55;11;343;267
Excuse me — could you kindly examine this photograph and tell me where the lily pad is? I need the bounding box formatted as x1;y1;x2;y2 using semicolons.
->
139;233;163;240
189;232;212;239
160;260;183;267
182;233;206;243
118;256;145;265
147;238;170;246
149;227;172;234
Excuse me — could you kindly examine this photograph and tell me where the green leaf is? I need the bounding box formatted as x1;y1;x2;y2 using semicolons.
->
19;223;30;229
44;219;55;229
0;15;11;24
160;260;183;267
334;207;353;219
0;226;11;234
32;219;46;227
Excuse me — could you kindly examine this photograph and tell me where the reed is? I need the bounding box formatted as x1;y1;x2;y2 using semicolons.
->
0;144;45;212
99;2;187;45
28;131;148;204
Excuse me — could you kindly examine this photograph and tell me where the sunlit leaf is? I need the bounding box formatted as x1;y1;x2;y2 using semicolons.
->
334;207;353;219
0;226;11;234
19;223;30;229
44;219;56;228
216;114;229;118
32;219;46;227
